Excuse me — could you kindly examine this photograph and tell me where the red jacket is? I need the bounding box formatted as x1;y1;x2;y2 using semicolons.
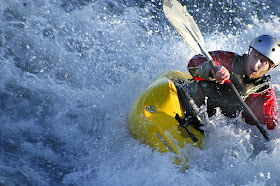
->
187;51;278;130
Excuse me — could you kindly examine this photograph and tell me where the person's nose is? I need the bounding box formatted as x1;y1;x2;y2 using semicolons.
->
253;60;261;71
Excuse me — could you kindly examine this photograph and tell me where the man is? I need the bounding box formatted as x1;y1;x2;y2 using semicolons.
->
186;35;280;130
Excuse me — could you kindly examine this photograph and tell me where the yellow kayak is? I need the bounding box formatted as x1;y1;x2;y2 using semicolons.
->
128;71;204;166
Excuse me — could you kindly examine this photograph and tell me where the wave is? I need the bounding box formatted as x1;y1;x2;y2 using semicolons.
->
0;0;280;185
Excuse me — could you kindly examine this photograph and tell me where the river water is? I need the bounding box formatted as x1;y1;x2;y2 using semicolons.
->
0;0;280;185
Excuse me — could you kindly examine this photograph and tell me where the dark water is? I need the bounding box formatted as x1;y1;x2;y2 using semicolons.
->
0;0;280;185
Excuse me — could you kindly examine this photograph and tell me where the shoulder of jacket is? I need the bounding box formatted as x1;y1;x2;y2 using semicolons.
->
209;50;236;57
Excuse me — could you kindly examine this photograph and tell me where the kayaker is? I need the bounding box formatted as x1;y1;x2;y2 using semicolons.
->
187;35;280;130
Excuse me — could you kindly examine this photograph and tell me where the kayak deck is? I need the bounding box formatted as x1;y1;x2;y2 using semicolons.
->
128;71;204;165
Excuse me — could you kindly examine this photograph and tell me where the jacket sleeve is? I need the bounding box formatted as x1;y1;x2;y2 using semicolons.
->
187;51;235;81
243;88;278;130
188;55;215;80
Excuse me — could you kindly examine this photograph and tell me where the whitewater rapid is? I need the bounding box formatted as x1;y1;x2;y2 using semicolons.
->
0;0;280;185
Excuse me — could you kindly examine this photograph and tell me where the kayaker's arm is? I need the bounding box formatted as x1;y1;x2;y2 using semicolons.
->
188;62;215;81
188;62;231;84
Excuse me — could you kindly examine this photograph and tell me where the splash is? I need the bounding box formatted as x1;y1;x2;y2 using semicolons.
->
0;0;280;185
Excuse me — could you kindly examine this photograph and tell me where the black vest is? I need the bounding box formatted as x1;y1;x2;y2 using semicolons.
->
187;54;271;118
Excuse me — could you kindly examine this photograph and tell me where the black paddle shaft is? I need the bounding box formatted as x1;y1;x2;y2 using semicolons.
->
208;59;270;141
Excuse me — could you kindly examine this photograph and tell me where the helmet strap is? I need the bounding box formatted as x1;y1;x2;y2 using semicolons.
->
248;47;253;54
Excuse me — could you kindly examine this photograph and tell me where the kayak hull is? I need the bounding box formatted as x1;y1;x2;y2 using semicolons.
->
128;71;204;165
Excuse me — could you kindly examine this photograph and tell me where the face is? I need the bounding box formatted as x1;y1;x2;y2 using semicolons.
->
246;49;274;79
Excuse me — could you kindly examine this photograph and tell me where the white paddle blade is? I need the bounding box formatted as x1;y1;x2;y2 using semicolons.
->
163;0;205;54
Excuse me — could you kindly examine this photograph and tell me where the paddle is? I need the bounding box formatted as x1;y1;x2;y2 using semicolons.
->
163;0;270;141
